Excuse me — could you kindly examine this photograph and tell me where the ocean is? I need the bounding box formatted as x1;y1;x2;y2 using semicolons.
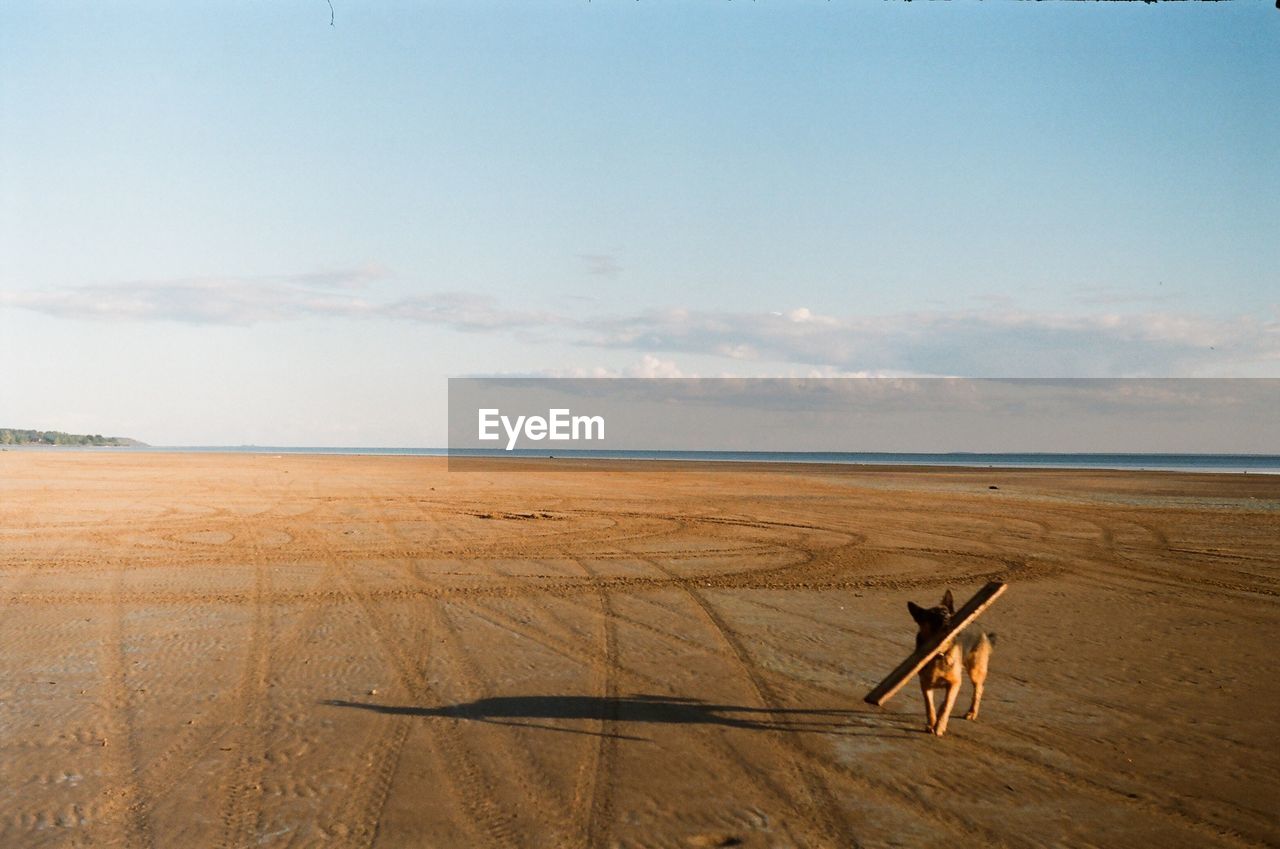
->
22;445;1278;474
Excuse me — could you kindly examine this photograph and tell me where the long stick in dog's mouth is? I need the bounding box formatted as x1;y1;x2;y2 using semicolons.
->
864;581;1008;707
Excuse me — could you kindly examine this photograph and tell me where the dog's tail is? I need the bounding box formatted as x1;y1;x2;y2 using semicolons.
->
964;631;996;678
962;631;996;653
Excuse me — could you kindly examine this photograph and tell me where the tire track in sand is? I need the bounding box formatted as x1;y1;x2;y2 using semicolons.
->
94;560;154;849
565;556;619;849
216;507;273;849
125;522;346;845
315;521;521;849
389;494;620;849
418;511;610;849
632;549;862;849
611;586;1016;847
681;593;1272;849
327;496;448;849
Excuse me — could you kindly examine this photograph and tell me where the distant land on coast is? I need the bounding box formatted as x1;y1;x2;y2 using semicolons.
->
0;428;144;447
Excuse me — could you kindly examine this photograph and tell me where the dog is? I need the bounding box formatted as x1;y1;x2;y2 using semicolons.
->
907;589;997;736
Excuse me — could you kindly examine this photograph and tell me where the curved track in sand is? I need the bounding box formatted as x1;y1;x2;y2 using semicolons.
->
0;453;1277;849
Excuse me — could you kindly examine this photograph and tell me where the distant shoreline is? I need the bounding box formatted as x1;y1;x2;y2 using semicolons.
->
0;428;143;447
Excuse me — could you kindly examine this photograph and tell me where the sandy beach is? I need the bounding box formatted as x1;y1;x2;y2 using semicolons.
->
0;451;1276;849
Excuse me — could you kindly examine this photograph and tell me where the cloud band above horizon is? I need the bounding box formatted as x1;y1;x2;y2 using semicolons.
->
2;273;1276;378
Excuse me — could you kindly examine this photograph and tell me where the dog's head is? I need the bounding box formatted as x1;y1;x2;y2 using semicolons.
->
908;589;955;649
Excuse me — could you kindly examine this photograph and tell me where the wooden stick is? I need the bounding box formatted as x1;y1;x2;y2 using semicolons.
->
864;581;1007;707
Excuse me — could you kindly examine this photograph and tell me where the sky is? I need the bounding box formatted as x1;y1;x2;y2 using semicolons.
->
1;1;1277;446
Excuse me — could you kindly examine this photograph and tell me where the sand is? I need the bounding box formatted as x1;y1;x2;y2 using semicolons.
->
0;452;1277;849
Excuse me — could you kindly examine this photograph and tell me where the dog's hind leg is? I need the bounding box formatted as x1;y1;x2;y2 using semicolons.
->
920;678;937;733
963;635;992;721
934;681;960;736
964;678;985;721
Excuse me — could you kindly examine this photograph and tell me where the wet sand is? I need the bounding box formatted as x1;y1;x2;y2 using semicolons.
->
0;451;1277;848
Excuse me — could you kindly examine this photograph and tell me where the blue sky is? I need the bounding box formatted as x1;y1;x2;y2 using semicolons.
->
1;2;1277;445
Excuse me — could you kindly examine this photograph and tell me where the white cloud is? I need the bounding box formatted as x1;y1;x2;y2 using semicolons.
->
478;355;688;378
626;355;684;378
3;273;1277;376
580;306;1280;377
0;268;385;325
383;293;562;332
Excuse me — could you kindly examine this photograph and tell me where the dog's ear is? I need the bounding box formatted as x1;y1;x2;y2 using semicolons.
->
908;601;928;623
941;590;955;614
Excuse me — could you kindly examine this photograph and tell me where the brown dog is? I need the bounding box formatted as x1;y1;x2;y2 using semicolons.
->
907;589;997;736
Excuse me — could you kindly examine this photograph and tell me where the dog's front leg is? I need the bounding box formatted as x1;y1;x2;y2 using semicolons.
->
920;678;937;733
934;681;960;736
